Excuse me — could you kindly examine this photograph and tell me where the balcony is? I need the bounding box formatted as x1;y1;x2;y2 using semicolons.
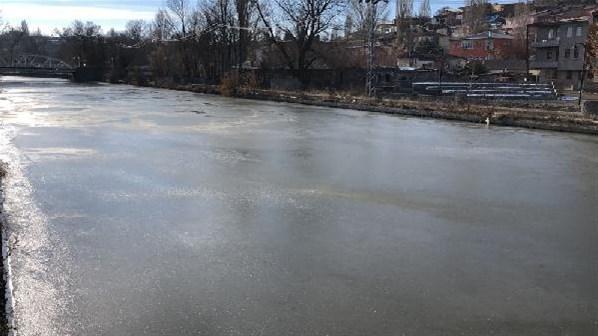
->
531;39;560;48
530;61;559;69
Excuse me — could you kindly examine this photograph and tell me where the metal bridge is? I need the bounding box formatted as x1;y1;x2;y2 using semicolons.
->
0;54;76;78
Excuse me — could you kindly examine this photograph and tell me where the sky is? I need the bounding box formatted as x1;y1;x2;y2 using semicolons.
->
0;0;160;34
0;0;521;35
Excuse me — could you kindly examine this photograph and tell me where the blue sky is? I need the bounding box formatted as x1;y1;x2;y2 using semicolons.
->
1;0;161;34
1;0;520;35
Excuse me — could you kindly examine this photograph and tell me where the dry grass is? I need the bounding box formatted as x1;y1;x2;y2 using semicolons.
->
219;72;239;97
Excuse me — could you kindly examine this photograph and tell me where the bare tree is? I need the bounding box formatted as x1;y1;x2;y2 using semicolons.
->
235;0;252;68
125;20;148;42
587;23;598;58
344;15;353;38
160;0;196;81
146;0;258;83
342;0;389;70
255;0;345;86
0;21;30;62
419;0;431;18
396;0;414;62
55;20;101;39
396;0;414;20
201;0;236;79
57;21;106;73
347;0;389;35
586;22;598;79
504;2;532;59
150;9;174;41
19;20;29;36
464;0;489;33
167;0;191;37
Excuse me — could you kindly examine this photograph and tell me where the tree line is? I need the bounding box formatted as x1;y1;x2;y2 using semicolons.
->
3;0;362;86
0;0;542;87
3;0;442;86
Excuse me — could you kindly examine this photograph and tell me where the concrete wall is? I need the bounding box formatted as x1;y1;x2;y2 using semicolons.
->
583;100;598;116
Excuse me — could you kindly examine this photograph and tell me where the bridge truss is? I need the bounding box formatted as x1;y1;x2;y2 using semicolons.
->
0;54;75;72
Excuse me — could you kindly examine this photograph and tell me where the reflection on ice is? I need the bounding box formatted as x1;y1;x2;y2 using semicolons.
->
0;127;72;335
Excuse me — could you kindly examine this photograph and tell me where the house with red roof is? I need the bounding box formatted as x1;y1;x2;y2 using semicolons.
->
448;31;514;60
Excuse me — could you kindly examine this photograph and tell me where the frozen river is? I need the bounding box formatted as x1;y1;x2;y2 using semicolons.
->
0;77;597;335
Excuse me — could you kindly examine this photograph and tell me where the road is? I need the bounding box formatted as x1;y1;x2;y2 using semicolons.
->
0;77;597;335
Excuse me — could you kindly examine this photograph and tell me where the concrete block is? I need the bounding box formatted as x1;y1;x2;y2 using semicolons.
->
583;100;598;116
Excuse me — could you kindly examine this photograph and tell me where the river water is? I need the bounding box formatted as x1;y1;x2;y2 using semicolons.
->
0;77;596;335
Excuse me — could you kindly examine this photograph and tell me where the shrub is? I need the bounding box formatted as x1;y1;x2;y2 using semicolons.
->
220;72;239;97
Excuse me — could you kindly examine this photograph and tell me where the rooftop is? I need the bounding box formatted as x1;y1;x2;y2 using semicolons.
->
452;31;514;41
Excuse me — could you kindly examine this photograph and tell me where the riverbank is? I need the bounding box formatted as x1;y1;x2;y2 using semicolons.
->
135;81;598;135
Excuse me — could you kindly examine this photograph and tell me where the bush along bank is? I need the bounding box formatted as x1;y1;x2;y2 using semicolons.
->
133;80;598;136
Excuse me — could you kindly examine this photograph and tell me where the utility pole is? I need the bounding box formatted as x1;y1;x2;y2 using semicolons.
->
438;57;444;95
526;24;530;80
360;0;388;97
577;42;588;108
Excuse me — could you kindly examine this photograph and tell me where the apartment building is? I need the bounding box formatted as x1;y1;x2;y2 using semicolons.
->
528;3;598;89
530;19;591;89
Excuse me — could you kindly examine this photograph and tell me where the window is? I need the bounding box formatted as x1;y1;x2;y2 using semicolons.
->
574;46;579;58
567;71;573;79
548;28;554;39
565;48;571;58
576;26;583;37
462;40;473;49
547;50;553;60
567;27;573;37
486;39;494;50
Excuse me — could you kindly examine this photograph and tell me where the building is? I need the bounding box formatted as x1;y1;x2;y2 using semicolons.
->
432;8;463;27
376;22;397;35
529;19;590;89
528;4;597;89
448;31;514;60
